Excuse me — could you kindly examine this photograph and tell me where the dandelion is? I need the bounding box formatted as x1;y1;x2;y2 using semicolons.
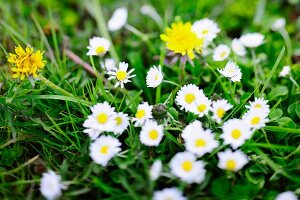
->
275;191;298;200
245;97;270;115
239;33;264;48
7;45;46;80
153;188;187;200
89;135;121;166
132;102;153;126
192;18;220;43
107;62;136;88
218;61;242;82
40;170;66;200
149;160;162;181
213;44;230;61
211;99;233;123
101;58;116;71
279;65;290;77
175;84;205;112
190;96;211;117
231;38;246;56
87;37;111;56
221;119;252;149
112;112;130;135
169;151;206;184
217;149;248;172
108;7;128;32
140;120;164;146
160;21;203;60
146;65;163;88
243;109;269;130
271;18;286;31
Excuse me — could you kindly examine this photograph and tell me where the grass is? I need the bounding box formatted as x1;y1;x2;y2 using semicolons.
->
0;0;300;199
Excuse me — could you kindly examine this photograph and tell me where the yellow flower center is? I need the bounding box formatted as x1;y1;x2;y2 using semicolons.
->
184;93;196;104
97;113;108;124
195;139;206;147
182;161;193;172
115;117;122;125
100;145;109;154
231;129;242;139
96;46;106;54
135;109;145;119
220;51;227;58
251;116;260;125
149;130;159;140
197;104;207;112
254;104;262;108
116;70;127;81
217;108;225;118
154;75;159;80
202;29;209;35
226;159;236;171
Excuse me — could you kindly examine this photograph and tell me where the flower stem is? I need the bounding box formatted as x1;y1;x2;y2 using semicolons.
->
155;85;161;104
179;60;186;83
280;28;292;65
251;49;259;96
289;76;299;88
39;75;75;98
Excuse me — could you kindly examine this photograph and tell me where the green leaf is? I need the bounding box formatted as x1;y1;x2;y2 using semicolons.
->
269;108;283;120
276;117;296;128
168;107;178;120
267;86;288;101
211;177;230;199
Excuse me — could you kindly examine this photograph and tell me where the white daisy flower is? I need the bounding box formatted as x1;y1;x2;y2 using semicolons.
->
243;109;269;130
169;151;206;184
140;120;164;146
275;191;298;200
239;33;264;48
87;37;111;56
175;84;205;112
132;102;153;126
182;120;204;139
221;119;252;149
184;128;219;157
190;96;211;117
89;135;121;166
231;38;246;56
153;187;187;200
107;62;136;88
140;5;163;27
213;44;230;61
245;97;270;115
40;170;66;200
218;61;242;82
108;7;128;32
279;65;290;77
271;18;286;31
211;99;233;123
149;160;162;181
101;58;116;71
217;149;248;172
83;102;116;139
192;18;220;43
146;65;163;88
112;112;130;135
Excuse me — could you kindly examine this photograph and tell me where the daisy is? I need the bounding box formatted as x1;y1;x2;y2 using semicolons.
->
87;37;110;56
279;65;290;77
160;21;203;60
146;65;163;88
89;135;121;166
231;38;246;56
40;170;66;200
140;5;163;27
213;44;230;61
218;61;242;82
182;120;203;139
112;112;130;135
153;188;187;200
132;102;153;126
175;84;205;112
275;191;298;200
245;97;270;115
190;96;211;117
271;18;286;31
83;128;101;140
192;18;220;43
140;120;164;146
211;99;233;123
221;119;252;149
183;128;219;157
101;58;116;71
243;109;269;130
108;7;128;32
107;62;136;88
149;160;162;181
169;151;206;184
83;102;115;135
239;33;264;48
217;149;248;172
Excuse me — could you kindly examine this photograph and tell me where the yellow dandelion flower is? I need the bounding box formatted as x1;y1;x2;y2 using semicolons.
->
160;21;203;59
7;45;46;80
